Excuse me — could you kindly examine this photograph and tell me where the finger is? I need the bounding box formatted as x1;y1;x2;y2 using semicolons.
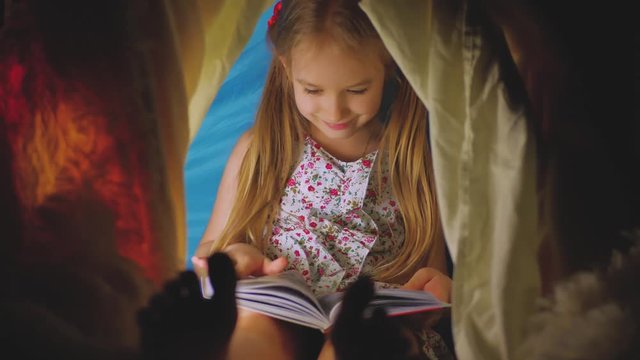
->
423;276;451;302
262;256;288;275
207;252;238;336
336;276;374;322
191;256;209;275
207;252;237;305
331;277;374;359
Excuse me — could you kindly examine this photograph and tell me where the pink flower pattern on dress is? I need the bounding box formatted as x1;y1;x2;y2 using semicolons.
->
265;135;404;295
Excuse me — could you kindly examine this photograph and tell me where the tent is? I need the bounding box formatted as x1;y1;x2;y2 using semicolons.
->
1;0;637;358
183;2;538;358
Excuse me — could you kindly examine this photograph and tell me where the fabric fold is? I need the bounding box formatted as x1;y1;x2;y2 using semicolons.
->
360;1;540;358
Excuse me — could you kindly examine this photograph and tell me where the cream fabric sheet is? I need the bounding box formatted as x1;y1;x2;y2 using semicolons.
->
360;1;540;359
172;0;540;358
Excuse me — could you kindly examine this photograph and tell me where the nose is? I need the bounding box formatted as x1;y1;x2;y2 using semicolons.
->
322;96;348;123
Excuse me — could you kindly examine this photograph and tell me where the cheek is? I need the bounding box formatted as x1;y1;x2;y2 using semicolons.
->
354;91;383;115
294;91;317;116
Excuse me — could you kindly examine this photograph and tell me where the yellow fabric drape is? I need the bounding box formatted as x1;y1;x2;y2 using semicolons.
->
164;0;274;141
360;1;540;359
148;0;273;267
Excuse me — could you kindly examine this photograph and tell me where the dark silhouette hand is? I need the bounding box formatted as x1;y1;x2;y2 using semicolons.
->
138;253;237;360
331;276;422;360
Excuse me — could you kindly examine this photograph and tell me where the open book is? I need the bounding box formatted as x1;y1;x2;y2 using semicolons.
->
201;271;449;332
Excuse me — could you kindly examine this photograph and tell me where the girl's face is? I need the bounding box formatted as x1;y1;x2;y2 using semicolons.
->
287;36;386;147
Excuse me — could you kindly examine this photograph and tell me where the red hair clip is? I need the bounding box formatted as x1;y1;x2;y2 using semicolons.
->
267;1;282;29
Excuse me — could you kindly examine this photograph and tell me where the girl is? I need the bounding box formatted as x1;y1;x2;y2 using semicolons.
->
192;0;452;358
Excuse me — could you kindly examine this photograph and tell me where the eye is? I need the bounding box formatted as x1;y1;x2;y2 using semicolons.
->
304;88;321;95
348;88;368;95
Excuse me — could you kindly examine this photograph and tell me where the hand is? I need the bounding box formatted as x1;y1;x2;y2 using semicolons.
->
138;253;237;360
223;243;288;278
330;276;422;360
401;267;452;328
402;267;452;303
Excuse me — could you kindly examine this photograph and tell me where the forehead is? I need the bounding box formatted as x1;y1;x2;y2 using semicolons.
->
289;35;385;85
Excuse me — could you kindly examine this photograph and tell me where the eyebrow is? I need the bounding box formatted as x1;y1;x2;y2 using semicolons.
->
295;78;373;88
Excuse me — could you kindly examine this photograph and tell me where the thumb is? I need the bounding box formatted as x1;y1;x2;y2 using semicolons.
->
191;256;209;277
423;277;450;303
402;268;439;291
262;256;288;275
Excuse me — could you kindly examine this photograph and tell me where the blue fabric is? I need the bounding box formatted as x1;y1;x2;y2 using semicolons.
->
184;4;274;268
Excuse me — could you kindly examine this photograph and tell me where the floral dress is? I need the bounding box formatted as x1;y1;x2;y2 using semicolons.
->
265;135;404;296
265;135;453;360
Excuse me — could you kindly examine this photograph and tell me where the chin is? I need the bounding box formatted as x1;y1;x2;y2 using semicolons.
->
322;131;362;143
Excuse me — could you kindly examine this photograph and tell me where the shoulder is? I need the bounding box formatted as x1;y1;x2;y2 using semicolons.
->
227;130;253;164
235;129;253;152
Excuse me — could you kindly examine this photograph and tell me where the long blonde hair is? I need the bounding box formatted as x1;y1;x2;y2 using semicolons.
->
211;0;442;281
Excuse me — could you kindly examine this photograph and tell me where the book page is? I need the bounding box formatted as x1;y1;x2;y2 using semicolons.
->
199;272;449;331
325;287;449;324
235;271;332;331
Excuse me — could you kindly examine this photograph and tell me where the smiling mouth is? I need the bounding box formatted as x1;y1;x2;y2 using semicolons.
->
324;120;350;130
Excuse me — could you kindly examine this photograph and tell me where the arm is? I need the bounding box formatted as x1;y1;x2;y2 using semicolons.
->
194;131;252;257
191;130;287;278
191;130;252;275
